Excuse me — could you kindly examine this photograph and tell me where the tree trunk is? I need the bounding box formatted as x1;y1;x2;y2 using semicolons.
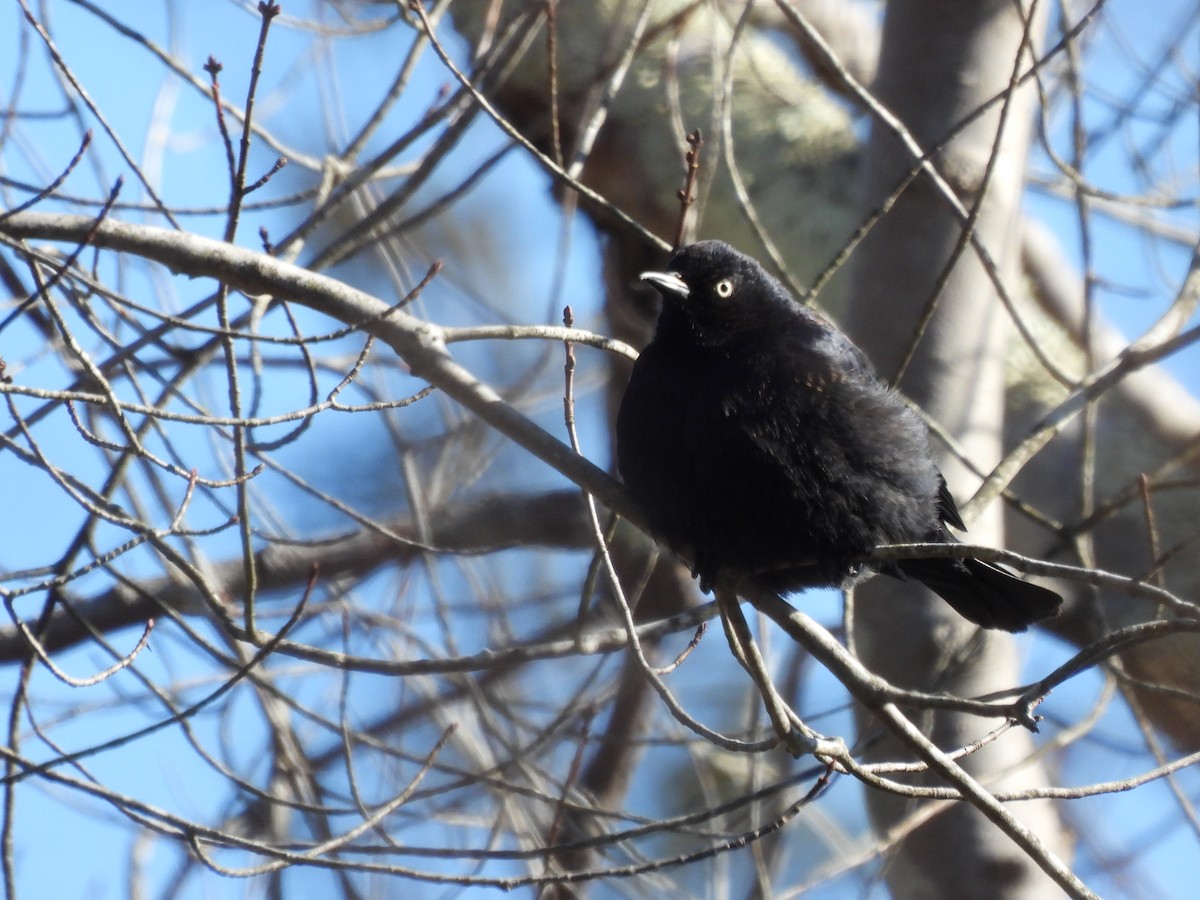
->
846;1;1072;895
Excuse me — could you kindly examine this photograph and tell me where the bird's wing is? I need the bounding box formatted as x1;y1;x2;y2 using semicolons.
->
801;308;876;379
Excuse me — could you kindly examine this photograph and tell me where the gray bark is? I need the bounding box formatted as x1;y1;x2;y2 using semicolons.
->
846;1;1071;895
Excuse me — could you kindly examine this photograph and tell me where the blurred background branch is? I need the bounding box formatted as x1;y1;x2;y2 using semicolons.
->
0;0;1197;896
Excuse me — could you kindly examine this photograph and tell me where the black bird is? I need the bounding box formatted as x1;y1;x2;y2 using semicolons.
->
615;240;1061;632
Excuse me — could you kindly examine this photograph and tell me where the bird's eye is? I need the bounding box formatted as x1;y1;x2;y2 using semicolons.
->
715;278;735;298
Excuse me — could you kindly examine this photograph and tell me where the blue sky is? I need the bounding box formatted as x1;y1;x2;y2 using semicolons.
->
2;1;1198;897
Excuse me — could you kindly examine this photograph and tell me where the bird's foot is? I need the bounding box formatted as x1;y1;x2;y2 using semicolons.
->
817;555;865;588
691;554;719;594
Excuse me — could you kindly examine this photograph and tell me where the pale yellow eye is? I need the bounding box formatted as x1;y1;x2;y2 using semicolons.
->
715;278;734;298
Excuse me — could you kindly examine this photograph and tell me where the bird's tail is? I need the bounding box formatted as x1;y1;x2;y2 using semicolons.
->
897;555;1062;632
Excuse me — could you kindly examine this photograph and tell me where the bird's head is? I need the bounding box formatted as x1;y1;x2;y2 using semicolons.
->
640;240;796;344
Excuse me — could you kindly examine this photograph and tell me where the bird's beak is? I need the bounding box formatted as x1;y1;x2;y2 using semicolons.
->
640;270;689;299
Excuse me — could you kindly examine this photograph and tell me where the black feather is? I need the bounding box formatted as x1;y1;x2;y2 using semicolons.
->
615;240;1061;632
